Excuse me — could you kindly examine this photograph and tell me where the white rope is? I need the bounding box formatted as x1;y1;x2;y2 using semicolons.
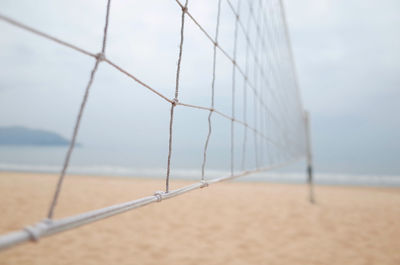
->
46;0;112;219
0;13;96;58
201;0;222;181
165;0;188;193
230;0;240;176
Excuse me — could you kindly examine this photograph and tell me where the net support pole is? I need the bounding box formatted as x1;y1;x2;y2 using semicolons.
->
304;111;315;204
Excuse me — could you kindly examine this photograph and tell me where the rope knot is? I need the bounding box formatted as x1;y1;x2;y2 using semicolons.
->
232;60;236;65
236;14;240;20
95;52;105;62
154;191;165;202
172;98;179;105
182;6;188;13
200;180;209;188
24;219;52;242
210;108;215;112
214;41;218;47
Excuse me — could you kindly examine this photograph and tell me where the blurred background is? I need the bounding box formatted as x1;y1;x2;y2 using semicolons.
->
0;0;399;184
286;0;400;176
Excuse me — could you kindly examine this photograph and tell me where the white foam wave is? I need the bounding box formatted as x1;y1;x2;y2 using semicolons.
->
0;163;399;186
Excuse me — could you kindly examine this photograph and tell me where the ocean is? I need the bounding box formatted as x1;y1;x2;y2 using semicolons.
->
0;146;399;187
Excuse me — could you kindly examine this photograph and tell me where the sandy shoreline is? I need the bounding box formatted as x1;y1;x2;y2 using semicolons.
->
0;172;399;265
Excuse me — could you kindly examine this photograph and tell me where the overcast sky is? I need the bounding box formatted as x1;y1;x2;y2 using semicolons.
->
0;0;399;175
285;0;400;175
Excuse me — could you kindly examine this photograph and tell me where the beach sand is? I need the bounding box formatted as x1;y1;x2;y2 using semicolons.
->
0;172;399;265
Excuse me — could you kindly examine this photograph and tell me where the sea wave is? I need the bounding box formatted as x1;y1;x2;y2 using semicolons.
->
0;163;399;186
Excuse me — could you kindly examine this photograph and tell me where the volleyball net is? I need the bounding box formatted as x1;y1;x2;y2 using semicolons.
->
0;0;313;251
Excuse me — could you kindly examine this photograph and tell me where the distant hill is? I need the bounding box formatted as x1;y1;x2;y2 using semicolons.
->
0;126;70;146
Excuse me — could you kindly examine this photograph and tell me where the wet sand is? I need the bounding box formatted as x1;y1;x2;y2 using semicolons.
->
0;172;399;265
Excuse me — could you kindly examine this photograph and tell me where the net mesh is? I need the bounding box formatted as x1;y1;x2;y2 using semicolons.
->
0;0;308;250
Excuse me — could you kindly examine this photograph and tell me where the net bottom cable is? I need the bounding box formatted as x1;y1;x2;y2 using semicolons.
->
0;155;304;252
